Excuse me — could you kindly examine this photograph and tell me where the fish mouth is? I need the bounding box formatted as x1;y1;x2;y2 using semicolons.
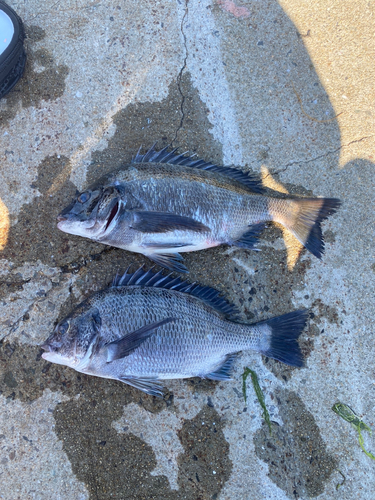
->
104;201;120;232
40;342;52;352
40;342;51;360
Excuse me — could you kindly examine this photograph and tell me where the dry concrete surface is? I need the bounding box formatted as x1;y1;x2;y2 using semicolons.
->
0;0;374;499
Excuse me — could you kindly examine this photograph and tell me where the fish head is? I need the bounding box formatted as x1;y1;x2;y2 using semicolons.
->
57;185;123;240
41;305;102;369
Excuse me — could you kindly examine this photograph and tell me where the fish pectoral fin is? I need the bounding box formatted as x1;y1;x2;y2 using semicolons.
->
118;376;165;397
130;211;210;234
142;241;194;249
148;253;188;273
104;318;176;362
229;223;267;250
205;353;238;380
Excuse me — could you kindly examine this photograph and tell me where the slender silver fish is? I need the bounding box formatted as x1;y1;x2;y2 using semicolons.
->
41;268;308;396
57;147;340;273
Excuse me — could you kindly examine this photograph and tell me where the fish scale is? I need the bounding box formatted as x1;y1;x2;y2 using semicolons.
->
42;268;309;396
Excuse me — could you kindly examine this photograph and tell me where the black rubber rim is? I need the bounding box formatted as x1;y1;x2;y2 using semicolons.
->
0;0;26;98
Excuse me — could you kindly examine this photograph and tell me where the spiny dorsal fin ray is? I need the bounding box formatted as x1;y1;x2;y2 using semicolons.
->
133;145;264;194
112;267;239;319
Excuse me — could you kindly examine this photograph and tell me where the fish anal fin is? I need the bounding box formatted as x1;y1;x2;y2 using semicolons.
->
148;253;188;273
230;223;267;249
105;318;175;362
119;376;164;397
131;211;210;234
205;353;238;381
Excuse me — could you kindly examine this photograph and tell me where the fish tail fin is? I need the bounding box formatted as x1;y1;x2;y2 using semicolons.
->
255;310;308;367
279;198;341;258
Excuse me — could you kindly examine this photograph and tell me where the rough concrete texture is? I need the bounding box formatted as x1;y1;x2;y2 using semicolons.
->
0;0;374;499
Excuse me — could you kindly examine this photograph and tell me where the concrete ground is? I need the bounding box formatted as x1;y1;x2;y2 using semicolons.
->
0;0;374;498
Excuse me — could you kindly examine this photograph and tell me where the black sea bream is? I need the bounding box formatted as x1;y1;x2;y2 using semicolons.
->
57;147;340;272
41;268;308;396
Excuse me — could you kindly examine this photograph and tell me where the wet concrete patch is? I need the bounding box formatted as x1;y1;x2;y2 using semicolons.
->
177;406;232;498
86;71;223;186
0;25;69;124
0;154;102;269
53;390;231;500
311;299;339;325
254;388;337;498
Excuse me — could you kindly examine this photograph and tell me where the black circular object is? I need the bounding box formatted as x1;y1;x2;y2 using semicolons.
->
0;0;26;99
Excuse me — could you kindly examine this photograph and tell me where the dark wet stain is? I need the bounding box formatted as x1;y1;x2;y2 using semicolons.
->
323;230;336;244
311;299;339;325
186;377;220;395
53;383;230;499
177;406;232;497
86;71;223;186
0;25;69;124
67;16;90;39
254;388;337;498
0;155;103;270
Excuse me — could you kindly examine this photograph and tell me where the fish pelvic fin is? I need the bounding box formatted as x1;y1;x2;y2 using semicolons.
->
119;376;165;397
256;310;308;367
148;252;188;273
276;197;341;259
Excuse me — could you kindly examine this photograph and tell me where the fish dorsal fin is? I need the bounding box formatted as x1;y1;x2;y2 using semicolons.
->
133;145;264;194
112;267;239;319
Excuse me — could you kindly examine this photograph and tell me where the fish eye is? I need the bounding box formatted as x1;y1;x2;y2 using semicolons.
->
78;191;90;204
58;321;69;335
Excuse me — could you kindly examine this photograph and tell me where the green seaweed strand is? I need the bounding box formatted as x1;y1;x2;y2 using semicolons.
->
332;402;375;461
335;470;346;490
242;367;272;435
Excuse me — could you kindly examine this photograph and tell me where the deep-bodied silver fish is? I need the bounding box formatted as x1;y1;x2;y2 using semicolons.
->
41;268;308;396
57;147;340;272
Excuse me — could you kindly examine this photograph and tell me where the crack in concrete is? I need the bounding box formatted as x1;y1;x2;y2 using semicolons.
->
172;0;189;145
59;246;112;275
265;135;373;178
0;277;32;289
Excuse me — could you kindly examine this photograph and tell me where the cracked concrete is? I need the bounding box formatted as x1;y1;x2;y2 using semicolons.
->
173;0;189;144
0;0;374;499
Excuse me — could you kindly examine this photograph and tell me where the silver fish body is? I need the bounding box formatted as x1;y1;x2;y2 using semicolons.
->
57;148;341;272
41;268;308;396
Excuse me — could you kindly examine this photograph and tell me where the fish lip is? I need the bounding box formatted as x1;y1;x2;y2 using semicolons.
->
40;342;51;352
56;214;67;223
